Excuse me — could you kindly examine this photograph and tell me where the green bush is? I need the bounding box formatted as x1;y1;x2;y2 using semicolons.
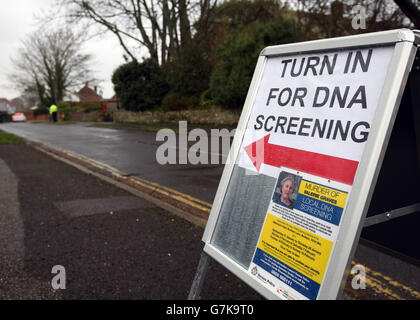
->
112;59;169;112
208;17;300;110
199;89;214;108
83;105;102;113
59;107;71;121
33;107;49;116
166;44;212;98
162;92;200;111
57;101;70;109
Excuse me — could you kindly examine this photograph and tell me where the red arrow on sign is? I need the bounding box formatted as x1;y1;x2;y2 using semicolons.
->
244;134;359;185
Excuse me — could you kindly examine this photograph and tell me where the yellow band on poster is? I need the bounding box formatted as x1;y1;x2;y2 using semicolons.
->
257;214;333;284
298;180;348;208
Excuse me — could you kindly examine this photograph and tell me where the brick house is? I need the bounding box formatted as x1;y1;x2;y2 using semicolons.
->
74;83;102;103
0;98;24;114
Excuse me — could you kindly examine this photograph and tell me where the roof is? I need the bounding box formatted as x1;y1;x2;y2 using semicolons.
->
75;83;102;102
0;98;21;113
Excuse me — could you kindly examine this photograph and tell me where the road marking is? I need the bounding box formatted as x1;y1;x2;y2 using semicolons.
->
130;178;212;212
133;176;212;208
20;136;420;300
58;148;213;212
85;157;213;210
76;151;420;299
352;261;420;300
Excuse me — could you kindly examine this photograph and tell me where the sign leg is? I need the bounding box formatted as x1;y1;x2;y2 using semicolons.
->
188;251;210;300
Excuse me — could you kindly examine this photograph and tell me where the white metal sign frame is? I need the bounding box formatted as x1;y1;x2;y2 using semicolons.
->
199;29;418;300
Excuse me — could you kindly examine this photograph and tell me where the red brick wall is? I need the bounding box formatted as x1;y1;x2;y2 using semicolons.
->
24;112;49;121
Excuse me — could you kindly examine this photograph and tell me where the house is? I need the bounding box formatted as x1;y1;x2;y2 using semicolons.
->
73;83;120;116
74;83;102;103
101;94;120;114
0;98;23;114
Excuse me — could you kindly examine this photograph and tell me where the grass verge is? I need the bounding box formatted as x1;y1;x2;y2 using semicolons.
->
0;131;23;144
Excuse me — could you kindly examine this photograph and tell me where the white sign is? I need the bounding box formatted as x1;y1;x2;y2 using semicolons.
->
239;46;394;300
239;47;394;183
199;29;417;301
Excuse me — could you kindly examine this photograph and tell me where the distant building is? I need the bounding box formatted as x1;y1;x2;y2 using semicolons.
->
10;97;25;110
0;98;24;114
74;83;102;103
101;93;120;114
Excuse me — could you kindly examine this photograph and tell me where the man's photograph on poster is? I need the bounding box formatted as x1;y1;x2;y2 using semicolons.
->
272;171;302;210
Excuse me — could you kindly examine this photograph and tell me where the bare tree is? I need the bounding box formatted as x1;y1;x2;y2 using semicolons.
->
9;28;94;107
393;0;420;28
288;0;413;39
56;0;218;65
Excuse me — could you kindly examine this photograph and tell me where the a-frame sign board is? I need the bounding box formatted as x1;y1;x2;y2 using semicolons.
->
362;44;420;259
189;29;420;300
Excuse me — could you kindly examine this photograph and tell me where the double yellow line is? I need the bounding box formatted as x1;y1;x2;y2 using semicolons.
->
351;261;420;300
59;147;213;213
130;176;212;212
36;141;420;300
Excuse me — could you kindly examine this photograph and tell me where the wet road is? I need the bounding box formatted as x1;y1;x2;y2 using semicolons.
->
0;122;227;204
2;121;420;300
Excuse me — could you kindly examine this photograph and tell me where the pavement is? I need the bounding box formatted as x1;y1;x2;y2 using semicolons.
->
1;129;420;301
0;141;261;300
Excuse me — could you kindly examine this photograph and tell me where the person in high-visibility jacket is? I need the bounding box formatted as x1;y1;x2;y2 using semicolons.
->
49;104;58;122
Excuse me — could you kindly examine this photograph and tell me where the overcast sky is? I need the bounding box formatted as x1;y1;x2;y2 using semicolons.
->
0;0;126;101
